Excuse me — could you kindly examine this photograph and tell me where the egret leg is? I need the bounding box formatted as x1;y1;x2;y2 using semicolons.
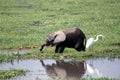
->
89;46;93;51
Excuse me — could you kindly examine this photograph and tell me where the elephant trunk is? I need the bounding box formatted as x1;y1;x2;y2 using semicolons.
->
40;42;46;51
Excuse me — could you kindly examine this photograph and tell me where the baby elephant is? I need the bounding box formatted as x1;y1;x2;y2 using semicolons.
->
40;27;86;53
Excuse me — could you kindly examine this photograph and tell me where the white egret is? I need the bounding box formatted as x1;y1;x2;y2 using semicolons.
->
86;34;104;48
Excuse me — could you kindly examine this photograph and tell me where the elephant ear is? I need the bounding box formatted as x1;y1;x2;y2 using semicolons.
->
53;30;66;44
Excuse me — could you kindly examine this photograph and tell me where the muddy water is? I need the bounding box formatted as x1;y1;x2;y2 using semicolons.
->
0;58;120;80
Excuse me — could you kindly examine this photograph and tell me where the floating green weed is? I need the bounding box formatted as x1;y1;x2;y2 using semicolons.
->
0;69;26;79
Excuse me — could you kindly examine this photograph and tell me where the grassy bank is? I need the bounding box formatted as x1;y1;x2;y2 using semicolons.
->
0;48;120;63
0;69;26;79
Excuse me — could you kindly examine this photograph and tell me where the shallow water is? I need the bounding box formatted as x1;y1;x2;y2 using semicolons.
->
0;49;30;55
0;58;120;80
83;58;120;78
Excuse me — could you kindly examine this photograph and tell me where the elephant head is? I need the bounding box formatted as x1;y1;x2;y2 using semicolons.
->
40;30;66;51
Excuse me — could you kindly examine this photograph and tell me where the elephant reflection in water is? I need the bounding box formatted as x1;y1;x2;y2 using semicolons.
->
40;60;86;80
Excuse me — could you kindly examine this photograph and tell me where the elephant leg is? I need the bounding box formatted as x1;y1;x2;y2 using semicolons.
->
55;46;59;53
75;40;85;51
75;46;81;51
58;46;65;53
55;45;65;53
81;42;85;51
75;41;82;51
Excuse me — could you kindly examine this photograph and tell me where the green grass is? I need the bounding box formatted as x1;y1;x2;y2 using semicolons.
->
0;69;26;79
0;0;120;79
0;0;119;49
0;0;119;62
